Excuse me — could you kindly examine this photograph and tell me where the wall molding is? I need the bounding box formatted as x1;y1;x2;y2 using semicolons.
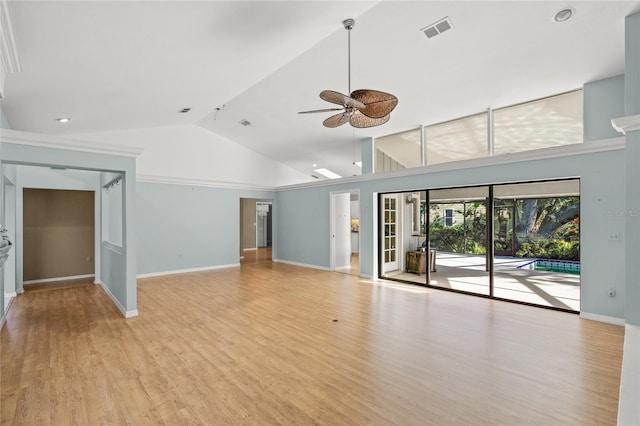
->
136;263;240;279
277;137;625;192
0;0;21;76
136;174;275;191
23;274;94;285
612;114;640;135
95;279;138;318
579;312;625;326
272;259;331;271
1;129;144;157
3;291;16;297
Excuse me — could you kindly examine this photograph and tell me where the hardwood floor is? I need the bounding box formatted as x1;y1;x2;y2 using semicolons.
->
1;257;624;425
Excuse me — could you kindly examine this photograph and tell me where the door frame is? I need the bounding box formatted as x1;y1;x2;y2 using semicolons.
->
329;189;360;273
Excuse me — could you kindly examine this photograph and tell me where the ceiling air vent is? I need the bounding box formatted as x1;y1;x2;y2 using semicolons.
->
178;108;191;113
421;17;453;39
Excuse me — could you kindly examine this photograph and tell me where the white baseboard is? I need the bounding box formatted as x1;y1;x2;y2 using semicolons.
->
273;259;331;271
242;248;257;251
136;263;240;279
618;324;640;426
579;312;625;326
335;265;352;271
4;291;17;298
24;274;95;285
95;280;138;318
1;296;16;330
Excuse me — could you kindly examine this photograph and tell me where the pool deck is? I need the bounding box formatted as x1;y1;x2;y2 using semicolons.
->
385;252;580;311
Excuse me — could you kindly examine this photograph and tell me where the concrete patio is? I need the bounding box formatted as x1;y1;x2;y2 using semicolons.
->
385;252;580;311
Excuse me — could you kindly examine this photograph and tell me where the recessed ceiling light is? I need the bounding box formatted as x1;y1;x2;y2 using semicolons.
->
56;117;70;123
314;168;342;179
553;8;573;23
312;163;317;167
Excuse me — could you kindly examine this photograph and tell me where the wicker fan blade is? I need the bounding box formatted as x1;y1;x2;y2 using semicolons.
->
298;107;344;114
320;90;365;109
323;112;352;128
350;110;390;128
351;89;398;119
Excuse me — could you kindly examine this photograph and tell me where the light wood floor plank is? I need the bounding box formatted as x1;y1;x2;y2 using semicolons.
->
1;253;624;425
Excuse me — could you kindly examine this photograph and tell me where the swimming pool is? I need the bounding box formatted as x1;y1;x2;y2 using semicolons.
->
517;259;580;275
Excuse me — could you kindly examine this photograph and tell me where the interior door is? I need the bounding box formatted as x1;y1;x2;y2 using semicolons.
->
382;194;398;272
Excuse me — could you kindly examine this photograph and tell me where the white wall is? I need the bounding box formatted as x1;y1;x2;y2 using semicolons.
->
74;124;310;187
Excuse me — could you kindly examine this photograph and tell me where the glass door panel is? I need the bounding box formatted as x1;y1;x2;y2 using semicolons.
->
428;186;490;295
492;180;580;311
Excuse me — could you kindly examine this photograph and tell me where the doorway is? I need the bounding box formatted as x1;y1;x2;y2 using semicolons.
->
240;198;273;264
330;190;360;275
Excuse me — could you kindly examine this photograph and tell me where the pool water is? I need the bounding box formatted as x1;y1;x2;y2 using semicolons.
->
518;259;580;275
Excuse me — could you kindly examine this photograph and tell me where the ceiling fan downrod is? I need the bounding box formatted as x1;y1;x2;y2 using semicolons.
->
343;18;355;95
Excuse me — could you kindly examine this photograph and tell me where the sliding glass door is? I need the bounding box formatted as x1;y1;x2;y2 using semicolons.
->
378;179;580;312
428;187;489;296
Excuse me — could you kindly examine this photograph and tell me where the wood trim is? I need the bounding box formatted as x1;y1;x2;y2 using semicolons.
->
0;129;144;157
136;263;240;279
23;274;95;285
579;311;626;326
272;259;331;271
137;174;275;191
612;114;640;135
95;279;137;318
0;0;21;75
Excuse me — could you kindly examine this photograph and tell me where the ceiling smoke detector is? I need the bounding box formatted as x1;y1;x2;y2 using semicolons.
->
421;17;453;39
553;8;574;23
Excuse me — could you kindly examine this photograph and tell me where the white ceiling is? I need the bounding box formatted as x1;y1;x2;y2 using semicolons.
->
3;1;640;182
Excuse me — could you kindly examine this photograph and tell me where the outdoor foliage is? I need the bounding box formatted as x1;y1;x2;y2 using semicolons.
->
429;197;579;261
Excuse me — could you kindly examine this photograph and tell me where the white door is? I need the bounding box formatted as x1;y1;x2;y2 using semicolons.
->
382;194;399;273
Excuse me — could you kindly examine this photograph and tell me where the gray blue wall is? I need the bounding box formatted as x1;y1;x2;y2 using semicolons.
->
0;106;11;129
136;182;275;275
0;141;137;315
277;145;627;320
583;75;625;141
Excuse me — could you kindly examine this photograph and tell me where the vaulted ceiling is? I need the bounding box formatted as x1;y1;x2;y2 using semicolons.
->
2;1;639;181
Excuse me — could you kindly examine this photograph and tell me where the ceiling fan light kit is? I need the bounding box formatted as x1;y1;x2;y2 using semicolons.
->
298;18;398;128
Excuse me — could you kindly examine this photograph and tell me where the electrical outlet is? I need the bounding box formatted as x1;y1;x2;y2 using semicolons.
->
609;232;621;241
608;286;616;297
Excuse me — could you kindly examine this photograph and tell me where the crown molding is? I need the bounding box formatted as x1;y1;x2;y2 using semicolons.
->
612;115;640;135
0;0;21;75
136;174;276;192
276;137;625;191
0;129;144;157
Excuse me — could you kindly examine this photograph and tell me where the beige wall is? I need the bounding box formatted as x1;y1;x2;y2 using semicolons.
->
241;198;256;251
23;189;95;281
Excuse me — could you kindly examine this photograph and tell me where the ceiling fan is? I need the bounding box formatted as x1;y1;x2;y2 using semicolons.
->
298;18;398;128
